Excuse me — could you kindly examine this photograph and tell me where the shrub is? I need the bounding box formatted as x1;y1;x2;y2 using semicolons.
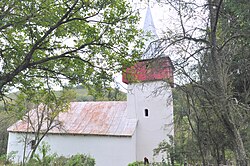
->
128;161;144;166
26;142;95;166
128;161;178;166
0;151;17;165
52;156;68;166
26;154;95;166
26;142;57;166
65;154;95;166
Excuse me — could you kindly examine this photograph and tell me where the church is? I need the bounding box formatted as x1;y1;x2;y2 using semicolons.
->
7;7;174;166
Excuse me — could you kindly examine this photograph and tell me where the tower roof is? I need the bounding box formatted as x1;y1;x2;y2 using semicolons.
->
143;6;158;40
142;6;160;59
122;57;174;86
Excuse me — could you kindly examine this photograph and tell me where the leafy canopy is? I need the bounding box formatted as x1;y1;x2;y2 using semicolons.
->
0;0;143;101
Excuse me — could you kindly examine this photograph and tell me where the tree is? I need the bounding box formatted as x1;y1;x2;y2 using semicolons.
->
7;89;75;163
155;0;250;165
0;0;143;104
0;111;17;156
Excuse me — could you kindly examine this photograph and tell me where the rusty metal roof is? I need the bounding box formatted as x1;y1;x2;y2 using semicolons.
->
8;101;137;137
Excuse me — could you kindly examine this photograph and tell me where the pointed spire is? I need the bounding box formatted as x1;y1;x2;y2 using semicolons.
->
143;6;158;40
142;6;160;59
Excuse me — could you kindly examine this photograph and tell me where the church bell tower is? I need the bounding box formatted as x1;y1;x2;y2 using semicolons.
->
122;6;174;163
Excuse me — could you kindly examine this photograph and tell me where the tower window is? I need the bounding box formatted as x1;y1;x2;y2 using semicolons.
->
144;109;149;117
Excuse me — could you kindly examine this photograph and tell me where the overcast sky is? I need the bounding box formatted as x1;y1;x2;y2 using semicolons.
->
132;0;175;36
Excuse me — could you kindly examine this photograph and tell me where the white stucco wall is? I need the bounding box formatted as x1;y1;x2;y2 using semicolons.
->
7;132;136;166
127;81;174;162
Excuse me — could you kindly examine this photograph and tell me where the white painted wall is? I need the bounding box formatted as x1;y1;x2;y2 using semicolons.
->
7;132;30;163
127;81;174;162
7;132;136;166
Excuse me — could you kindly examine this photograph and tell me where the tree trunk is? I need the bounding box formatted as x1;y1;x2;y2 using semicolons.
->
207;0;248;165
222;109;248;166
233;125;248;166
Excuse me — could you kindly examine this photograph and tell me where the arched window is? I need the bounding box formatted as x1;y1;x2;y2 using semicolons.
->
144;109;149;117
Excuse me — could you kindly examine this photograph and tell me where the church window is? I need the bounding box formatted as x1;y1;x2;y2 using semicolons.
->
144;109;149;117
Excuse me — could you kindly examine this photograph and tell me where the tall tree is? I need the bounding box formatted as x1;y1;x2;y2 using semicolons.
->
0;0;143;104
155;0;250;165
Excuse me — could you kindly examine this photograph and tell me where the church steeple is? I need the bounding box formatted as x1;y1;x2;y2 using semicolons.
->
142;6;160;59
143;6;158;40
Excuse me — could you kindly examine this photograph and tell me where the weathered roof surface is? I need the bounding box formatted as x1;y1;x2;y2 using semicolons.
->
8;101;137;137
122;57;174;86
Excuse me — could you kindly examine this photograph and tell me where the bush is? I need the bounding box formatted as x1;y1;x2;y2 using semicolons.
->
25;142;95;166
0;154;6;165
128;161;144;166
128;161;179;166
25;154;95;166
52;156;68;166
0;151;17;165
26;142;57;166
65;154;95;166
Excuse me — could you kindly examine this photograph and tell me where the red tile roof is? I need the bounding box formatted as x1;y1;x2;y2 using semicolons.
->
8;101;137;137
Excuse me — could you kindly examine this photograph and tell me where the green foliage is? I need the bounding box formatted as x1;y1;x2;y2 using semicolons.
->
65;154;95;166
0;112;15;155
27;142;57;166
172;87;233;165
154;135;176;166
155;0;250;164
25;142;95;166
3;89;76;162
70;85;126;101
128;161;144;166
0;152;17;166
128;161;181;166
26;154;95;166
171;88;204;164
0;0;143;106
52;156;68;166
87;86;126;101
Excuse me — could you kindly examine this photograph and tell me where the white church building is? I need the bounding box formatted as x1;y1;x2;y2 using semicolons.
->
7;7;174;166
